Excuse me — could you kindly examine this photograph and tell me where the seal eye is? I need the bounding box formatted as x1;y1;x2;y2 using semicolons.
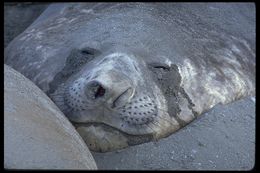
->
80;47;101;56
148;62;171;71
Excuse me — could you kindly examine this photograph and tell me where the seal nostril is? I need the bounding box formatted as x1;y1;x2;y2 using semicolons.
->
85;81;106;99
94;85;106;98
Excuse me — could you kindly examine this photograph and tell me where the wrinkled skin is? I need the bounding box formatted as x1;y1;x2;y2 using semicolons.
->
5;3;255;152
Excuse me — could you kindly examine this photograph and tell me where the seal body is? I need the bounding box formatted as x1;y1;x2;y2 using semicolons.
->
5;3;255;152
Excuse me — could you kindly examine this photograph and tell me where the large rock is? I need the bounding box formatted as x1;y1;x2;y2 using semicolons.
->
4;64;97;169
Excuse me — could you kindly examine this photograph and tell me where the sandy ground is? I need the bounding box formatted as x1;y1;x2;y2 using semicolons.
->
4;3;255;170
92;96;255;170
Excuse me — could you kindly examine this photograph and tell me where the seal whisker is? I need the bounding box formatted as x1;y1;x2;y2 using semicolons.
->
151;120;163;129
52;97;65;100
49;94;60;97
56;102;70;109
156;113;181;128
58;104;69;110
61;107;73;113
50;94;66;98
50;92;65;96
52;100;65;104
155;107;170;114
102;136;112;148
144;123;156;134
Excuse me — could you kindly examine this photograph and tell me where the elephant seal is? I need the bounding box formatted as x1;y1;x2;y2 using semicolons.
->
5;3;255;152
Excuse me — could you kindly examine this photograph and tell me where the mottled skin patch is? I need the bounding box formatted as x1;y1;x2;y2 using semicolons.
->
149;64;185;126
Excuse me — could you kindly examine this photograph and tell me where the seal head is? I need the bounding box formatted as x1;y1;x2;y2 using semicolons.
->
50;49;183;152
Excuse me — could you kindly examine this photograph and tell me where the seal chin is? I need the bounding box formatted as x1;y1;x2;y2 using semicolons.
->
74;122;154;152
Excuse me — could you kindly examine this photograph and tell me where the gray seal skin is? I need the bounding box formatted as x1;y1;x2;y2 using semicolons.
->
5;3;255;152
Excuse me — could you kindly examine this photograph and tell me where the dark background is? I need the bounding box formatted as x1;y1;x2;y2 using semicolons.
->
4;2;49;47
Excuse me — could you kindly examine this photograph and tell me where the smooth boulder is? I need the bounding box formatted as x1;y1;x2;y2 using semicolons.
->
4;64;97;169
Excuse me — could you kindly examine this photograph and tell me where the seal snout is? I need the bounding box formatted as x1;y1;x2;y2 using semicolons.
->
81;69;135;110
84;79;134;109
